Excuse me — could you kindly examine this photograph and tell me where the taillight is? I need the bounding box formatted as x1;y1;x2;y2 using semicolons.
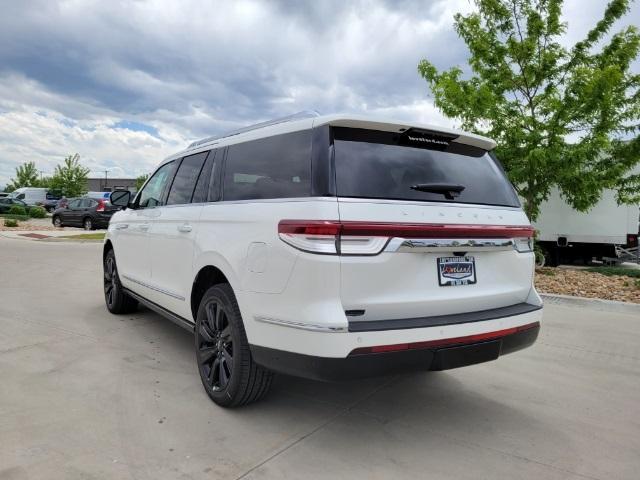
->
278;220;534;256
628;234;638;247
96;200;105;212
278;220;389;255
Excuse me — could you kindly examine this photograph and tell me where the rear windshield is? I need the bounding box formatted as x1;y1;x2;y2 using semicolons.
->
333;128;519;208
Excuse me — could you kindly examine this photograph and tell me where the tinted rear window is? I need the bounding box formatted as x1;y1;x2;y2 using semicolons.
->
333;128;519;207
223;130;312;201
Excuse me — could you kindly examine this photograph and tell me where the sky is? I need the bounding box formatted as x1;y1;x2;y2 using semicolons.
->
0;0;638;187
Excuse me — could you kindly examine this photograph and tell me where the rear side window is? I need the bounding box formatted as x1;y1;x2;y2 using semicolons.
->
333;128;519;207
166;152;209;205
192;150;217;203
223;130;312;201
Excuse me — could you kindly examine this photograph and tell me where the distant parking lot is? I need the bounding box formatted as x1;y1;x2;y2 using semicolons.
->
1;238;639;480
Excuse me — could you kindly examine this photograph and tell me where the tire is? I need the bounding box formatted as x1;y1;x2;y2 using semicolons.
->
52;215;62;228
540;244;559;267
195;284;273;407
83;217;93;230
103;249;138;314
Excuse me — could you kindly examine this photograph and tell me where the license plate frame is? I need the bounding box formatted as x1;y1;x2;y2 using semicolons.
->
437;256;477;287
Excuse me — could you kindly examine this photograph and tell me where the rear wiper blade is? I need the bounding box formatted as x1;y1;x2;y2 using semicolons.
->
410;183;466;200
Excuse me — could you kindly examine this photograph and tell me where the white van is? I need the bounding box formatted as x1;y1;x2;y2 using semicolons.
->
9;187;48;206
103;112;543;407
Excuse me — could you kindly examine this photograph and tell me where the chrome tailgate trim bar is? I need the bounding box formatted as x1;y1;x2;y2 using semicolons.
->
385;237;515;252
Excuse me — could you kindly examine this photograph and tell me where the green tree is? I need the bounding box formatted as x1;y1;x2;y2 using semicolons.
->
38;176;53;189
135;173;149;191
418;0;640;220
9;161;39;189
50;154;90;197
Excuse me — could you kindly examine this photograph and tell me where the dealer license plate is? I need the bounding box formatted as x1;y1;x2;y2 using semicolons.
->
437;256;476;286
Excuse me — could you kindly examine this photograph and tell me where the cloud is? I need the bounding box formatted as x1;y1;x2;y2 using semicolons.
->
0;0;637;186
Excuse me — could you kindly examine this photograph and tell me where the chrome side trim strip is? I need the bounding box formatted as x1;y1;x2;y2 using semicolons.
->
385;237;515;252
122;274;186;301
254;316;347;333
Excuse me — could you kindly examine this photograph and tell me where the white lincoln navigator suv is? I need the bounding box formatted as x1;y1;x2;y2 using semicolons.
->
104;112;543;407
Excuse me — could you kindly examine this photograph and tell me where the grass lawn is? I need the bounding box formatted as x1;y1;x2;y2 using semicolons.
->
61;232;106;240
586;266;640;278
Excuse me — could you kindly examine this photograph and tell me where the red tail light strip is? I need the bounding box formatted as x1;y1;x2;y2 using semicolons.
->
278;220;534;239
349;321;540;355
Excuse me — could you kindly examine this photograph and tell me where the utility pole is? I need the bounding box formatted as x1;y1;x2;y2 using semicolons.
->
104;170;109;191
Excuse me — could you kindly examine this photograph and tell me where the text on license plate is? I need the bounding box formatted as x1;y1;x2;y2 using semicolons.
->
437;256;476;286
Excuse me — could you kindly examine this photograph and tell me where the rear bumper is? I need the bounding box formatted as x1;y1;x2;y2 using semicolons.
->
251;322;540;381
95;213;115;228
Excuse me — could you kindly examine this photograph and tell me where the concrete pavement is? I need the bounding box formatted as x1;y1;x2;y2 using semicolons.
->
1;238;639;479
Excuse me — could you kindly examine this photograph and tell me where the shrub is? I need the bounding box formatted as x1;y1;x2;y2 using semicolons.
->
8;205;27;216
29;206;46;218
4;218;18;227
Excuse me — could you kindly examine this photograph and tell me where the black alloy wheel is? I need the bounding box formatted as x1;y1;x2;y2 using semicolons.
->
198;299;234;392
104;253;117;309
103;249;137;314
83;217;93;230
53;216;62;227
195;284;273;407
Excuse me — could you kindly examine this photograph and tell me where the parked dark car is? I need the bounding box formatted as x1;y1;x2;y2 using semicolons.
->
0;197;29;213
51;197;119;230
40;192;63;212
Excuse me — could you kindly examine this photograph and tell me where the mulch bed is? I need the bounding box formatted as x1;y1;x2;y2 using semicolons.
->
536;267;640;304
0;223;66;231
18;233;51;239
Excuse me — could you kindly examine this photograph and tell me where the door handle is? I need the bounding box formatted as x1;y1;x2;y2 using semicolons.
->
177;224;192;233
139;223;150;231
115;224;129;230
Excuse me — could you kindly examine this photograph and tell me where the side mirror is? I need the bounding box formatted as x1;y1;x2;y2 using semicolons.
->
110;190;131;209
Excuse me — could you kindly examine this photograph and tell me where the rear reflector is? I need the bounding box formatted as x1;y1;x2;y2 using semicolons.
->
349;322;540;355
278;220;534;255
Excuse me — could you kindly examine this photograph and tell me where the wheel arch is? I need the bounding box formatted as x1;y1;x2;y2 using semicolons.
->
190;265;233;322
103;239;114;261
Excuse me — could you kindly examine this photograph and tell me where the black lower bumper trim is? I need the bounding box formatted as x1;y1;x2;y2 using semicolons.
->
251;324;539;382
348;302;542;332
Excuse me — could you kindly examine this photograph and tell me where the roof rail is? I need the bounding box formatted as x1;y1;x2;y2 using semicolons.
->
188;110;321;149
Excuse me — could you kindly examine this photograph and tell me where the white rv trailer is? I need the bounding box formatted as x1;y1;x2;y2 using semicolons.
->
534;187;639;265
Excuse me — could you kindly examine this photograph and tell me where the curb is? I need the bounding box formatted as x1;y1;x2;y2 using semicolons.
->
540;293;640;315
41;238;104;243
